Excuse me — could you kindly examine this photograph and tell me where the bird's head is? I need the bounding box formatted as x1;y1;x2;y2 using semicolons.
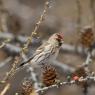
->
49;32;64;46
56;33;64;46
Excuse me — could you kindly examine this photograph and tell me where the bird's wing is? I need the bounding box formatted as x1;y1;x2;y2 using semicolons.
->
19;42;49;67
33;42;49;55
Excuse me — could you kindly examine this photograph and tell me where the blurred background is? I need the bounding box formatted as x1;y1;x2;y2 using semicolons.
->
0;0;95;95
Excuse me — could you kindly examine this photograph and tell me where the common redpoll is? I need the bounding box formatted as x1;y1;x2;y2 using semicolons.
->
19;32;64;67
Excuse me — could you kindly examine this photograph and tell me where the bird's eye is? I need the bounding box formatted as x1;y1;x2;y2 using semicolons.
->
57;34;63;39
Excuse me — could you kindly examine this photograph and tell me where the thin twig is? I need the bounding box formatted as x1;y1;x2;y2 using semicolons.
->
1;57;20;83
61;44;86;55
0;83;10;95
61;43;95;57
0;38;11;49
22;1;50;53
82;52;92;67
0;32;41;45
0;57;12;68
2;41;94;57
36;80;74;93
52;60;75;73
36;76;95;93
0;32;14;39
4;44;21;54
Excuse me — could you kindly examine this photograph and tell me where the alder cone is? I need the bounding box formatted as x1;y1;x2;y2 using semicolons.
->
42;65;57;86
80;27;94;48
21;80;33;95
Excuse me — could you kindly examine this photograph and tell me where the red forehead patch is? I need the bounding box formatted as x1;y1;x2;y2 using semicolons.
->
57;33;64;39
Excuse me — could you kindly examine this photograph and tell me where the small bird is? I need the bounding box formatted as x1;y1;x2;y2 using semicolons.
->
19;32;64;68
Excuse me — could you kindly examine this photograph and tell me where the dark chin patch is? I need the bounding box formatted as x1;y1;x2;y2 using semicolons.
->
57;39;62;46
59;42;62;46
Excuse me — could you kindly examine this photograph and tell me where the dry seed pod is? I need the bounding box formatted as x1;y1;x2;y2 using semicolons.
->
21;79;33;95
42;65;57;86
72;67;87;87
72;67;87;78
80;26;94;48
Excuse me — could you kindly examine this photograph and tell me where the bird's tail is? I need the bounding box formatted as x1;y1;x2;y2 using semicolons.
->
19;61;27;67
19;56;33;68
